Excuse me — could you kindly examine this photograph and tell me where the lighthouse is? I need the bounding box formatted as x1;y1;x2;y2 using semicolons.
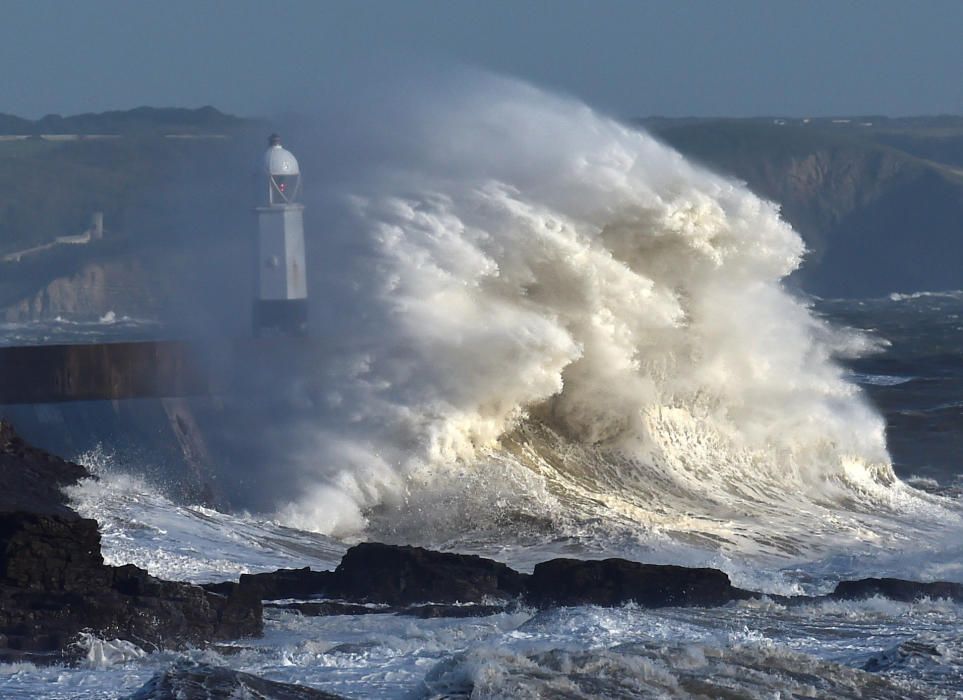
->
254;134;308;335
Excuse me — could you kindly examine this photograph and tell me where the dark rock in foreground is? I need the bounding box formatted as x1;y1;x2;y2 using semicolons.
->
219;544;963;618
0;421;262;663
0;420;89;516
216;545;753;610
329;542;530;605
209;542;532;607
125;662;345;699
526;557;755;608
208;566;333;601
830;577;963;603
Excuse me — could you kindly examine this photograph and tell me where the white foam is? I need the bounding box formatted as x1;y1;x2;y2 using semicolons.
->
250;73;963;569
66;451;344;584
849;372;915;386
889;290;963;302
77;634;147;670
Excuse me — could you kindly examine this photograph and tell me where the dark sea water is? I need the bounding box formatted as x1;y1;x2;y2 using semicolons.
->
817;291;963;489
2;294;963;698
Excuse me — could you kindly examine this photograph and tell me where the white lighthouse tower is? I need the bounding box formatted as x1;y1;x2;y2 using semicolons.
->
254;134;308;335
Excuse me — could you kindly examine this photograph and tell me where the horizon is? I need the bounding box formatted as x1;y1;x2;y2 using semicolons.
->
4;104;963;124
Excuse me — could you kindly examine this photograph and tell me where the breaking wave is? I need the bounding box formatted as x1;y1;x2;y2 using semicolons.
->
253;73;960;564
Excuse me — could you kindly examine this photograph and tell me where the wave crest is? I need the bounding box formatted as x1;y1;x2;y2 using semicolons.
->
269;73;949;560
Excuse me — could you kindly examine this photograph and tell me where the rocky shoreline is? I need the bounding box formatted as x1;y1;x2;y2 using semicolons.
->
3;419;962;695
0;421;260;665
205;541;963;614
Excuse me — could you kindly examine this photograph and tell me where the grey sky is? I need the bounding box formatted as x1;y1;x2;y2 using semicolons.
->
2;0;961;119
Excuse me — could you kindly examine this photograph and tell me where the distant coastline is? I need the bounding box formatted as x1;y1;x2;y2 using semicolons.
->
1;107;962;316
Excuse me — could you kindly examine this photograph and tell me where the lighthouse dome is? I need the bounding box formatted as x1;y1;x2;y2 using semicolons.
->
264;135;300;176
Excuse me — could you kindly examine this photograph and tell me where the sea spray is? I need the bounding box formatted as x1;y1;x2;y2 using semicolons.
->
253;73;955;561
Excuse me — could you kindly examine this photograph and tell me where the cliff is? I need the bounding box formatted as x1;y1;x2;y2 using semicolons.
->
646;117;963;296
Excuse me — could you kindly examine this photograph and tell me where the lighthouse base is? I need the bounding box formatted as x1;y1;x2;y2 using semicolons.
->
253;298;308;336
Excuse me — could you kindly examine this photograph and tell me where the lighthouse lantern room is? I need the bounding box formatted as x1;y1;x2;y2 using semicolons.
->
254;134;307;335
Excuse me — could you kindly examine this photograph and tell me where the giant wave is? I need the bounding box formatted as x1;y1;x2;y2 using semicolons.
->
213;74;961;570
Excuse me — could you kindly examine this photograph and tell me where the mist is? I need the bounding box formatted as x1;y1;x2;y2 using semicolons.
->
161;69;952;566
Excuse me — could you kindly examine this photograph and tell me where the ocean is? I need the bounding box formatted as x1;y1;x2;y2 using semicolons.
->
2;78;963;697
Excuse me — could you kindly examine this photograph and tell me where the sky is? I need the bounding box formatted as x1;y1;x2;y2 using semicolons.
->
1;0;961;120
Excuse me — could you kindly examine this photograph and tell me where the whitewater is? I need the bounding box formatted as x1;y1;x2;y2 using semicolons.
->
3;75;963;696
260;73;960;575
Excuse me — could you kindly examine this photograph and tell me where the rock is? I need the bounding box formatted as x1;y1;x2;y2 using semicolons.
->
0;518;263;662
203;566;333;605
204;542;963;621
237;567;333;601
0;421;263;663
831;577;963;603
329;542;530;605
0;512;107;590
125;661;346;699
525;557;755;608
325;641;380;655
862;638;945;673
210;545;753;611
0;419;90;516
226;545;751;611
224;543;530;606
